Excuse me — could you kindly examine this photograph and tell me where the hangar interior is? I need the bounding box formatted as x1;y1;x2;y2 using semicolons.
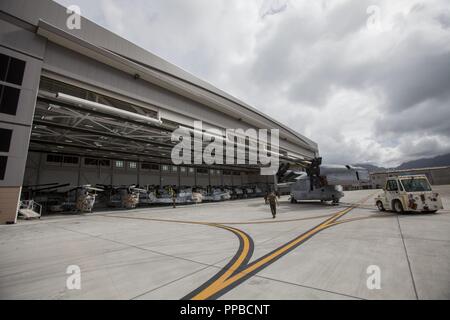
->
26;76;267;189
0;0;318;223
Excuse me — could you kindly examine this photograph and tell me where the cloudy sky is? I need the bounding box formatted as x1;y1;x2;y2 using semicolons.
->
55;0;450;167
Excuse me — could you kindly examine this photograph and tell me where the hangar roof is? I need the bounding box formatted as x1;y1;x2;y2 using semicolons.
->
0;0;318;158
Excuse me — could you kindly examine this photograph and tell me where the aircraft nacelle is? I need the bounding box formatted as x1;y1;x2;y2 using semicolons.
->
319;165;370;186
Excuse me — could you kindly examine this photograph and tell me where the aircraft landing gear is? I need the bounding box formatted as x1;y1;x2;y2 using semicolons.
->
331;196;339;205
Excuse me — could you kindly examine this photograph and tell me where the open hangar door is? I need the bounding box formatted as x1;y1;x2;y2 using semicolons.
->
25;77;265;195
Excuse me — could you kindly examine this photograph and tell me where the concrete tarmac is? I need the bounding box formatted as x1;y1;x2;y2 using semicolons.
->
1;187;449;300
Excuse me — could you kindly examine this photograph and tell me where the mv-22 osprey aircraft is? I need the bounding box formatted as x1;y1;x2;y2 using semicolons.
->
276;157;370;204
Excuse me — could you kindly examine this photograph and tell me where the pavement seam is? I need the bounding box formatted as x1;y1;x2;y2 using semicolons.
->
52;225;234;271
247;274;365;300
402;236;450;243
39;224;247;300
130;256;231;300
129;256;365;301
396;215;419;300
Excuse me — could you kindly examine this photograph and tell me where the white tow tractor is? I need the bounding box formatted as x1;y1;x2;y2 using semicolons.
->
375;175;443;213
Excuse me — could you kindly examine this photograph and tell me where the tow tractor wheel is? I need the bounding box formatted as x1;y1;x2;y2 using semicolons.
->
376;201;385;212
393;200;404;213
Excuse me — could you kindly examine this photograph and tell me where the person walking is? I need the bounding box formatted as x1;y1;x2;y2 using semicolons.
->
171;186;177;208
267;191;279;219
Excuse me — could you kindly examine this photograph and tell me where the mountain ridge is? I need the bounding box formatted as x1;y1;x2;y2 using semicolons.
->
353;153;450;172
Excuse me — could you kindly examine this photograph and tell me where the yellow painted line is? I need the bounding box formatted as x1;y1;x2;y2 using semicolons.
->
192;207;353;300
191;225;251;300
204;193;380;297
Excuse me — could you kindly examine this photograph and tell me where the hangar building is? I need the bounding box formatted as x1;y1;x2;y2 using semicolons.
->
370;166;450;189
0;0;318;224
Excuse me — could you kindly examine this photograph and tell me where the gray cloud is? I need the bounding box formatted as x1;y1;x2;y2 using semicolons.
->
55;0;450;167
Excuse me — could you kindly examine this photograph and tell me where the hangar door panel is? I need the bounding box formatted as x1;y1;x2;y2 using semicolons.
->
38;167;79;186
196;175;209;187
232;174;242;186
113;172;138;186
180;176;195;186
210;175;221;186
223;175;232;185
80;169;112;186
140;173;159;186
257;175;269;184
161;174;178;186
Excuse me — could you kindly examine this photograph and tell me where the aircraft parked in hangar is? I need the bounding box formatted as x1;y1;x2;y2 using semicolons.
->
48;185;104;213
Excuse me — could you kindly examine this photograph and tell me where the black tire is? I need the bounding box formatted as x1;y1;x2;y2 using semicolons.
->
427;210;437;214
290;197;297;204
393;200;404;213
376;201;385;212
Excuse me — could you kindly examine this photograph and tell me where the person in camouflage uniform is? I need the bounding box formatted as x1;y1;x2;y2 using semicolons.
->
267;191;279;219
170;186;177;208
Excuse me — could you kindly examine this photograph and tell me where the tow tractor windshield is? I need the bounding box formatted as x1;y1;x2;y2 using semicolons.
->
400;178;432;192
